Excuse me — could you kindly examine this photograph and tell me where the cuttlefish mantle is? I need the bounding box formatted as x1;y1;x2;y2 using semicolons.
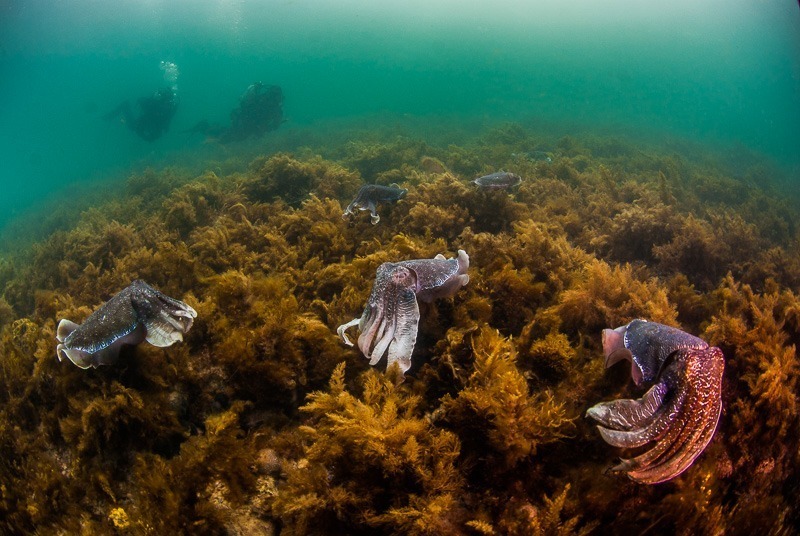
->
342;183;407;225
56;279;197;369
337;250;469;377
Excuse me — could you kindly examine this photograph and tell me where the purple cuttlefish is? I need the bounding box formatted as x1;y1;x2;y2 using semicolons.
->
337;250;469;377
586;319;724;484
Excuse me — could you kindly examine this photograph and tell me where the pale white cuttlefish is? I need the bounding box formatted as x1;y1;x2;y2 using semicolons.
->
337;250;469;377
56;280;197;369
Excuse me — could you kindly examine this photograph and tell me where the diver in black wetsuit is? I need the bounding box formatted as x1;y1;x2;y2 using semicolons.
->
104;87;178;142
222;82;284;143
185;82;284;144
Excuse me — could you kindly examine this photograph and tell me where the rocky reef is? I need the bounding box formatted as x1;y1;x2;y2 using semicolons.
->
0;125;798;534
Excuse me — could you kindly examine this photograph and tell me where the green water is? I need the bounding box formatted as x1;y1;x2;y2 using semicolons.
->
1;0;798;231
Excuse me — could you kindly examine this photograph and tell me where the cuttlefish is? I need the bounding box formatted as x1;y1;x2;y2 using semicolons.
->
472;171;522;190
342;183;407;225
337;250;469;376
586;319;724;484
56;280;197;369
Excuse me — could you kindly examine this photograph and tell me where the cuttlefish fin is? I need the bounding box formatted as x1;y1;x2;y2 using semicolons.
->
56;319;80;343
56;319;94;368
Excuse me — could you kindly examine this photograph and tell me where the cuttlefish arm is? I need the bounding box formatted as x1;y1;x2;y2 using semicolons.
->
346;263;420;375
129;283;197;346
358;265;420;373
56;280;197;369
342;196;379;224
587;319;724;484
337;250;469;376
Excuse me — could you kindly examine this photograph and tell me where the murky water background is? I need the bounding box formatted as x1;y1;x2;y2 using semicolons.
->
1;0;798;231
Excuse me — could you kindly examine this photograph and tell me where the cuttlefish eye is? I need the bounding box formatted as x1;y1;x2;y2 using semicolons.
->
391;267;416;287
586;319;724;484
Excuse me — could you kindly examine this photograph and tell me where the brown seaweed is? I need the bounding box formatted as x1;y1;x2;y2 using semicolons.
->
0;126;797;534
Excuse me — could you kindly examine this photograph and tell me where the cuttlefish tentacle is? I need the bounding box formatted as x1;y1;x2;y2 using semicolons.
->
586;381;672;448
56;280;197;369
337;318;360;346
337;250;469;377
358;304;384;363
617;346;724;483
587;319;724;484
131;290;196;346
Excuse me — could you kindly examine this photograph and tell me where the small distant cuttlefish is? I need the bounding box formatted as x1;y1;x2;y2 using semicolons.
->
337;250;469;377
56;280;197;369
342;183;407;225
472;171;522;190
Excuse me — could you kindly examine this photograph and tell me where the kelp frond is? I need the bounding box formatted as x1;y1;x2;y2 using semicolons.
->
438;328;572;470
273;363;466;534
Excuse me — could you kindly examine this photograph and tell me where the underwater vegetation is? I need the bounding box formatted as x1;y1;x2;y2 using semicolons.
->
0;125;799;534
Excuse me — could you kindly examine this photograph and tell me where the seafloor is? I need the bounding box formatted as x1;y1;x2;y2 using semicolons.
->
0;125;798;535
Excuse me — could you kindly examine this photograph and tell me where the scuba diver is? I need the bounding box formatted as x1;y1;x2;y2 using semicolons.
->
104;61;180;142
104;88;178;142
223;82;284;142
186;82;284;144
